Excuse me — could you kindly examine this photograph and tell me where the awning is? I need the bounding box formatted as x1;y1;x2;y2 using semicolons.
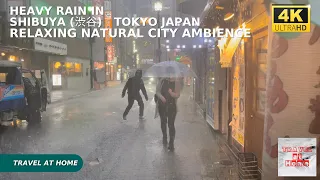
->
218;33;243;68
176;0;208;18
199;0;239;29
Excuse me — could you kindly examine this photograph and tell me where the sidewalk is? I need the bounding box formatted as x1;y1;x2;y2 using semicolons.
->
50;81;123;103
139;86;239;180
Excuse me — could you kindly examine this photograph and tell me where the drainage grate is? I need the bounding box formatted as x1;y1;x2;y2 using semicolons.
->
237;153;260;180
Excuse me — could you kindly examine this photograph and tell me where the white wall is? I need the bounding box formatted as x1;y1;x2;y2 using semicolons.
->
213;61;229;133
92;37;105;62
49;56;91;91
65;57;91;91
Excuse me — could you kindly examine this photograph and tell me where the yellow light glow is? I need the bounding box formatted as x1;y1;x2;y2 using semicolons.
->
65;62;73;68
215;6;224;10
140;17;150;25
54;62;61;69
224;13;234;21
75;63;81;72
241;22;246;28
1;52;5;56
9;55;16;61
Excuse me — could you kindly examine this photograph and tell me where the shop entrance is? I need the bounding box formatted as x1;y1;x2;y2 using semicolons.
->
245;29;268;168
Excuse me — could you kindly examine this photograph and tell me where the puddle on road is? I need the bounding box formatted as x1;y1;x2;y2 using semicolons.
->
88;158;102;166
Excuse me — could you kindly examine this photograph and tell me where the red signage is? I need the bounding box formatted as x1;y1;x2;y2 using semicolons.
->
107;45;114;62
104;11;112;43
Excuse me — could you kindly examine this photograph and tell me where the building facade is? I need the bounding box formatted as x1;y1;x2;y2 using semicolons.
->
0;0;93;95
244;0;268;168
199;0;268;170
261;1;320;179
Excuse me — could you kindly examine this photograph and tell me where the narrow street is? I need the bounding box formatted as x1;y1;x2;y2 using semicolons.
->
0;84;237;180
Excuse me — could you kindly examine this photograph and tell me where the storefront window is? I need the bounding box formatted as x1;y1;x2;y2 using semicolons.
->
52;61;83;77
230;40;245;148
94;62;104;70
255;36;268;114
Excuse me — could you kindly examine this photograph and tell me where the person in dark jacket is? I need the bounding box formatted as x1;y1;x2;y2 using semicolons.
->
122;69;148;120
156;67;181;151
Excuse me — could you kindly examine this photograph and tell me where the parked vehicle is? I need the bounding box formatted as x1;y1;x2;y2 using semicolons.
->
31;69;51;104
0;61;47;126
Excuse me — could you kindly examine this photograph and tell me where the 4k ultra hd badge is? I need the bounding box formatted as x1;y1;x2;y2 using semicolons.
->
272;4;311;32
278;138;317;177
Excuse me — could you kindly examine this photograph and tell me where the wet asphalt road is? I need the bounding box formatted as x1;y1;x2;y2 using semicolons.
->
0;84;235;180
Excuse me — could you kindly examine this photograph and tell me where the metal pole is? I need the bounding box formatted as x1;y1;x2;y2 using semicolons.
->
203;41;208;118
103;17;107;87
89;29;94;89
166;49;168;61
157;11;161;63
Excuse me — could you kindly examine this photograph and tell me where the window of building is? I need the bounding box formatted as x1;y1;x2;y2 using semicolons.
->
94;62;104;70
255;36;268;114
0;67;21;85
52;62;83;77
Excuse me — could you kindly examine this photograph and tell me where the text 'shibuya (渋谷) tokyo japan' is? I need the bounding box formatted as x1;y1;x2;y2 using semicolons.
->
8;6;251;39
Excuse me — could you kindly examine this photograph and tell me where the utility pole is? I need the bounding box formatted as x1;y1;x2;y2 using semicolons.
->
203;39;208;118
157;11;161;63
120;37;123;82
89;26;94;89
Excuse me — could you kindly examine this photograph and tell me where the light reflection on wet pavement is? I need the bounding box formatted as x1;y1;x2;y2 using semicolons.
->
0;84;237;180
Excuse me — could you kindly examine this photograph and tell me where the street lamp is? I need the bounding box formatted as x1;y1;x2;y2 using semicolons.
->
193;45;196;48
154;1;163;62
177;45;180;49
182;45;186;48
154;1;163;11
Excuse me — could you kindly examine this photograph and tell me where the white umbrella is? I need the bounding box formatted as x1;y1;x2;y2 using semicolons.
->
143;61;197;78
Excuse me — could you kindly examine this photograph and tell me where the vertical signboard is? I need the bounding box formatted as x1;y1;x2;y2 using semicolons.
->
238;40;245;147
104;10;112;43
229;40;245;147
231;64;240;143
107;45;114;62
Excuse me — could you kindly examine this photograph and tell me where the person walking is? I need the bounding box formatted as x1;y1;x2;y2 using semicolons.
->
155;67;181;151
122;69;148;120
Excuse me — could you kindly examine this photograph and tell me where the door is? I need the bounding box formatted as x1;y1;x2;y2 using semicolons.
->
245;30;268;168
33;69;50;106
40;70;50;106
22;70;47;111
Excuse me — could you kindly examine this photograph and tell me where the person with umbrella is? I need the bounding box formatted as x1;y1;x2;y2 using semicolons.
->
155;66;181;151
122;69;148;120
